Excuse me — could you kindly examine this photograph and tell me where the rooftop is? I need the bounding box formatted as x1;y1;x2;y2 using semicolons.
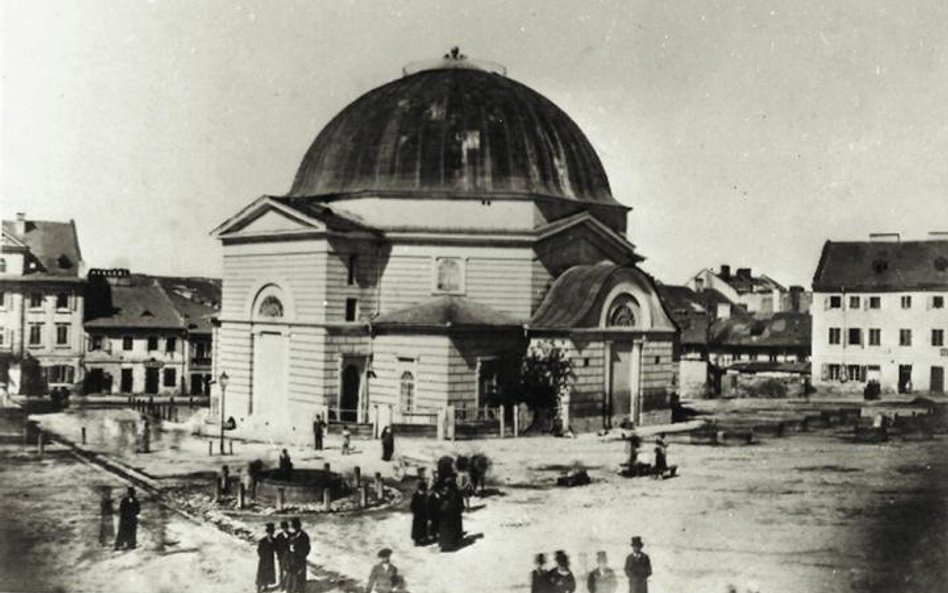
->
1;218;83;278
812;240;948;292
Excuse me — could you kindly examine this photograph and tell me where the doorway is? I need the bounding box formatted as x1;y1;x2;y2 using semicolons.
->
609;342;641;426
144;368;159;394
931;366;945;394
340;364;361;422
252;332;287;419
898;364;913;393
121;368;133;393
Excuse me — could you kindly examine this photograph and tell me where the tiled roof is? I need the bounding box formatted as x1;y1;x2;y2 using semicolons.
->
812;240;948;292
373;296;521;328
85;274;219;332
724;273;785;295
711;312;811;349
655;284;742;346
2;219;82;277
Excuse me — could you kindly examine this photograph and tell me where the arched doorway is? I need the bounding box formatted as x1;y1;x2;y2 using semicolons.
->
340;365;361;422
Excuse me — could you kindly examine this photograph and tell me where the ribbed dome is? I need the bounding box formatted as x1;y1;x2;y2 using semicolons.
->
289;66;616;204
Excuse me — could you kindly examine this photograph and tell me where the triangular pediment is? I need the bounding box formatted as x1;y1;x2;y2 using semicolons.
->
232;208;324;235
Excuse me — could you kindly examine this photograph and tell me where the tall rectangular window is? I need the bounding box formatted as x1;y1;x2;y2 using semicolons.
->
869;328;881;346
0;291;6;308
847;328;862;345
869;296;881;309
147;336;158;351
933;329;945;347
163;368;176;387
345;298;358;322
55;292;69;309
849;296;860;309
901;295;912;309
55;324;69;346
28;323;43;346
91;335;104;350
347;255;357;286
29;293;43;309
828;327;841;345
828;364;841;381
123;336;134;351
166;338;177;353
900;329;912;346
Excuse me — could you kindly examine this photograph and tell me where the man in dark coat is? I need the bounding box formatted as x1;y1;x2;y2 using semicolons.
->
313;415;325;450
409;480;428;545
380;426;395;461
531;553;551;593
623;536;652;593
365;548;401;593
114;487;141;550
279;449;293;479
256;523;278;593
437;481;463;552
285;517;311;593
274;520;290;590
587;551;617;593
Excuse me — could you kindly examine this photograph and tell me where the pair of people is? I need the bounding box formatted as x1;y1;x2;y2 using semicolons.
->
259;518;310;592
409;475;465;552
531;537;652;593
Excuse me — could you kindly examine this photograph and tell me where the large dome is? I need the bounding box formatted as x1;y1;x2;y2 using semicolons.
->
289;64;617;205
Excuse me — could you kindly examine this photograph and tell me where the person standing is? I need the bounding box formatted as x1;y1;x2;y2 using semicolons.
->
548;550;576;593
653;434;668;478
410;480;429;546
274;520;291;590
279;449;293;479
341;425;352;455
256;523;278;593
313;415;326;451
114;487;141;550
437;480;463;552
98;486;115;546
426;478;441;543
380;426;394;461
586;551;617;593
531;553;551;593
365;548;401;593
286;517;311;593
624;536;652;593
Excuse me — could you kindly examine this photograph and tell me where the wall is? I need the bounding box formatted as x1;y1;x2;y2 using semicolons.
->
812;290;948;393
83;332;186;395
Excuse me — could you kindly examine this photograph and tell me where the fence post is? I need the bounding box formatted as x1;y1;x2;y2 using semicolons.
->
374;472;384;499
229;440;234;455
237;482;246;509
354;466;361;487
277;487;285;511
81;427;87;445
437;407;447;441
36;431;45;456
323;487;332;512
513;405;519;438
499;404;506;438
360;483;368;508
208;440;213;456
221;465;230;493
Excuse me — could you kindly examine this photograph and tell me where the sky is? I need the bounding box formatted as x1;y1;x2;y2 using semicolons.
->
2;0;947;287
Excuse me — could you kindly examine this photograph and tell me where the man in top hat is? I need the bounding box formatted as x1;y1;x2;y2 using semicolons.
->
285;517;311;593
114;487;141;550
623;536;652;593
274;520;291;590
365;548;401;593
256;523;278;593
587;550;617;593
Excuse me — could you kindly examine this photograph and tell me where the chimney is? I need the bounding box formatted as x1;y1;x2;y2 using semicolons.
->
720;265;731;280
14;212;26;235
736;268;752;280
869;232;900;242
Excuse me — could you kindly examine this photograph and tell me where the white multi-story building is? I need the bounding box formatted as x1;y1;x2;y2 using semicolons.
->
811;237;948;395
0;213;85;393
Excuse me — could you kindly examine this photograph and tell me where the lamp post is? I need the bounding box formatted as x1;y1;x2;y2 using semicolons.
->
218;371;229;455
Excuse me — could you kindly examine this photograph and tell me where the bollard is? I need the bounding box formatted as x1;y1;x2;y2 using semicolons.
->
189;396;194;409
323;487;332;512
513;407;519;438
37;431;45;456
277;487;286;511
354;466;361;487
499;404;506;438
359;483;368;508
237;482;246;509
374;472;384;499
208;440;213;456
221;465;230;493
213;477;222;504
173;407;179;423
323;462;331;473
81;427;87;445
229;440;234;456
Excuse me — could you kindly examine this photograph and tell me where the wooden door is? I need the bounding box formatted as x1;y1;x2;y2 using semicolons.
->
340;365;361;422
144;368;159;394
610;344;632;425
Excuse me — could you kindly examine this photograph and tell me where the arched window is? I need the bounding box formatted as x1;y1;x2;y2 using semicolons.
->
606;295;637;327
399;371;415;412
257;295;284;318
434;257;463;293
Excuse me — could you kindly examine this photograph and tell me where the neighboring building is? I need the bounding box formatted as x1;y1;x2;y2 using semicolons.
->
688;265;810;315
0;213;85;393
811;237;948;395
658;283;811;397
211;51;678;436
83;270;220;396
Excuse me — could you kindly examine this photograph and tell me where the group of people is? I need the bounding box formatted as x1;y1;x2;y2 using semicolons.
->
255;518;311;593
531;537;653;593
624;431;671;478
408;460;469;551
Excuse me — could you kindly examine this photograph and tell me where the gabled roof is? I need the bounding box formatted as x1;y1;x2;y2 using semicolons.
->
812;240;948;292
85;273;220;332
1;219;82;278
711;312;811;349
211;195;380;237
535;212;643;263
724;272;785;294
373;296;521;329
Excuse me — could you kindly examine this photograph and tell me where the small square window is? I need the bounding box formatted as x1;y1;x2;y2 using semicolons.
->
829;296;842;309
166;338;177;353
900;329;912;347
56;293;69;309
933;329;945;347
163;368;176;387
847;328;862;345
901;295;912;309
91;335;104;351
934;296;945;309
434;257;464;294
123;336;134;351
869;296;881;309
849;296;860;309
345;298;358;322
29;293;44;309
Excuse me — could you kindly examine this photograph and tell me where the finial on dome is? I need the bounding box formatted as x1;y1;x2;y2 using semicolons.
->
443;46;467;61
402;48;507;77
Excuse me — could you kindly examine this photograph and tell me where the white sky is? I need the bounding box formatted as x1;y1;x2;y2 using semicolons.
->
3;0;947;286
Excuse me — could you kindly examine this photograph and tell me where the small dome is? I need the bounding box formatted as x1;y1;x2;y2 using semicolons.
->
289;63;616;205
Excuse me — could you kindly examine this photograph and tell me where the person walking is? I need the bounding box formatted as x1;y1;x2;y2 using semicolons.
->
274;520;291;590
285;517;311;593
256;523;278;593
548;550;576;593
624;536;652;593
410;480;429;546
531;553;551;593
313;415;326;451
98;486;115;546
365;548;401;593
586;551;617;593
380;426;395;461
114;487;141;550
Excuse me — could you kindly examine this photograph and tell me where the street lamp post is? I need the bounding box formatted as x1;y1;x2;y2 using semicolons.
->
219;371;229;455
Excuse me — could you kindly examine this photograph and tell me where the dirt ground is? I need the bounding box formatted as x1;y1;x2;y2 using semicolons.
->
13;404;948;593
